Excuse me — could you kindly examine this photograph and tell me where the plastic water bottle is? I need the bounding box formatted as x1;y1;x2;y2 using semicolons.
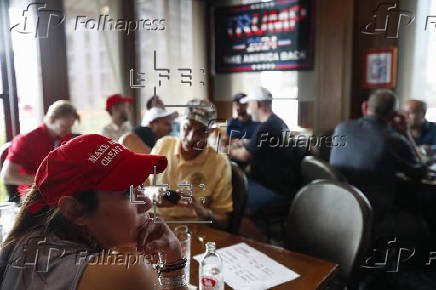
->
199;242;224;290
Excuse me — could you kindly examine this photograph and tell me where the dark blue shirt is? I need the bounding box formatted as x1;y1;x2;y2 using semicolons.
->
133;127;157;148
227;118;260;139
414;121;436;146
330;116;427;219
245;114;301;196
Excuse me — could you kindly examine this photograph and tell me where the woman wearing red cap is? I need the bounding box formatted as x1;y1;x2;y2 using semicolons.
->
0;135;188;289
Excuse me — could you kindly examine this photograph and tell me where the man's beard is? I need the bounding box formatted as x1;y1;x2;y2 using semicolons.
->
119;112;129;123
237;110;248;118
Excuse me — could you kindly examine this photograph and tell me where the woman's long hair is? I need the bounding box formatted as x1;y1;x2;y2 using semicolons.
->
0;185;99;283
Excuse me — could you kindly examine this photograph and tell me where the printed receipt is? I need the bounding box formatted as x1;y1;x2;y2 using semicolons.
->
194;242;299;289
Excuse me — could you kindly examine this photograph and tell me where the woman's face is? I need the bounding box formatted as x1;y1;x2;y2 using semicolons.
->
84;189;152;248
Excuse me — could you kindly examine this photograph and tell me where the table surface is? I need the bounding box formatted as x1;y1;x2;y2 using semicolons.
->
176;224;337;290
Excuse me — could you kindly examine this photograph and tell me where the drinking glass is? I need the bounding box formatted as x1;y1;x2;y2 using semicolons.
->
0;202;17;242
174;225;192;284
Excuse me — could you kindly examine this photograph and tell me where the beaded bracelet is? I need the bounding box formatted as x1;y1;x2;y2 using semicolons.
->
154;258;187;275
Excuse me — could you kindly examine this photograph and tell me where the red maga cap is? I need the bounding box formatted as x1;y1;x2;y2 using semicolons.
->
28;134;167;213
106;94;134;111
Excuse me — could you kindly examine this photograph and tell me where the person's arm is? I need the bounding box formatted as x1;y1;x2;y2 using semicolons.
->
77;260;160;290
119;133;151;154
78;217;189;290
229;127;259;162
78;257;188;290
0;160;35;185
229;145;251;162
208;158;233;230
389;135;427;181
177;158;232;230
181;196;230;230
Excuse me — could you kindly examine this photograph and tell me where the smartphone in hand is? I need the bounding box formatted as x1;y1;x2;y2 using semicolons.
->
161;190;181;204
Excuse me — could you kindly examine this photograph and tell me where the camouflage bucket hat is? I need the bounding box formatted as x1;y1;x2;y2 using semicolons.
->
185;99;217;127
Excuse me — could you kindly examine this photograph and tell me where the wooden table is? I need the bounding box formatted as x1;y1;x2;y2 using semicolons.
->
175;224;337;290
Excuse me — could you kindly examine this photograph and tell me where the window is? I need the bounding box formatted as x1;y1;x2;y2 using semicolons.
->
8;0;44;134
64;0;122;134
135;0;206;117
400;0;436;121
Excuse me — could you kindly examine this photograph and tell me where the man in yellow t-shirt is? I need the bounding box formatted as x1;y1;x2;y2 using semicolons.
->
147;99;233;229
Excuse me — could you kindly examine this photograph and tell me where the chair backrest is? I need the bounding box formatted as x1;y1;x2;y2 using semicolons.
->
285;180;372;283
228;163;248;234
300;155;347;185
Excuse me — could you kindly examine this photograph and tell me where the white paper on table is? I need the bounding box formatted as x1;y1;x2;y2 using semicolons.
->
194;242;299;289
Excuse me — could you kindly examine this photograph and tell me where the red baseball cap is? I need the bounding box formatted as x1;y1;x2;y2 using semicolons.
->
106;94;134;111
28;134;167;213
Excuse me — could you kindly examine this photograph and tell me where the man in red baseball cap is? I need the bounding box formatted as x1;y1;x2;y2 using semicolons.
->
101;94;135;141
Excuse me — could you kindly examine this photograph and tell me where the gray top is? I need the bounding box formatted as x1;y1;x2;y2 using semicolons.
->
1;228;97;290
330;115;427;220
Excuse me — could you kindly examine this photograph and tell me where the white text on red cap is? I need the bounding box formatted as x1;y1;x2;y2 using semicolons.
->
88;140;125;166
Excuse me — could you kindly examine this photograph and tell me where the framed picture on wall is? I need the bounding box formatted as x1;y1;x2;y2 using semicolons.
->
362;48;397;88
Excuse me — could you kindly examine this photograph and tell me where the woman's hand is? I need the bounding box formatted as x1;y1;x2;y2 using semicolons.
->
136;219;182;264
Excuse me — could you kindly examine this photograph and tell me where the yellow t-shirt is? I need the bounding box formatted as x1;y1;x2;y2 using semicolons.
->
147;136;233;221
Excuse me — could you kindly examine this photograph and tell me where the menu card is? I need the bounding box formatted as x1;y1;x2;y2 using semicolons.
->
194;242;299;289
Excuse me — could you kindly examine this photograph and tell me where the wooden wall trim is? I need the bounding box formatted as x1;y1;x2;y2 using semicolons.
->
37;0;70;113
0;0;19;139
313;0;354;134
121;0;139;126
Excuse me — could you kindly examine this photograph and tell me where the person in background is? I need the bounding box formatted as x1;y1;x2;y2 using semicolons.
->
145;95;164;112
0;134;188;290
226;93;260;141
101;94;134;141
147;99;233;230
120;107;176;154
1;100;80;200
142;95;180;137
403;99;436;146
330;89;427;240
229;87;300;213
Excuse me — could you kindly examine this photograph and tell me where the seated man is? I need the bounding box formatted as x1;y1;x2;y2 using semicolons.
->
227;93;260;141
403;99;436;146
147;99;232;230
141;95;180;137
120;107;176;154
330;89;427;238
1;100;80;199
101;94;134;141
229;87;301;213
